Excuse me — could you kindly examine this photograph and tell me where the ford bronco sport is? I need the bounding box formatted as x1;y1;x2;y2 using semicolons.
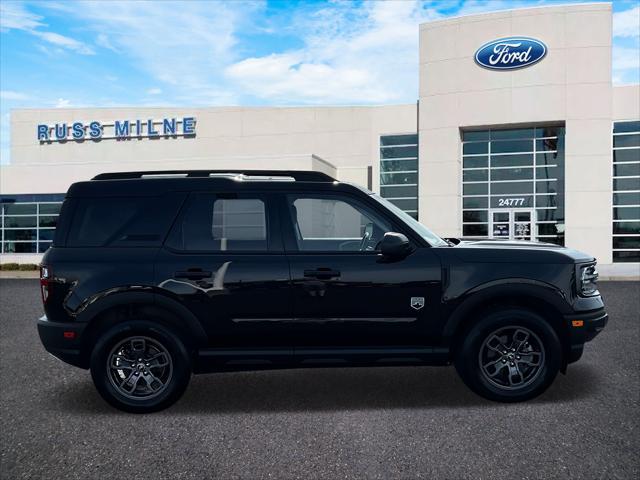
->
37;170;608;412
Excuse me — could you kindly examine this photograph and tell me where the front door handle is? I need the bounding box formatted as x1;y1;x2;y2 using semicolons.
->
303;268;341;280
175;269;212;280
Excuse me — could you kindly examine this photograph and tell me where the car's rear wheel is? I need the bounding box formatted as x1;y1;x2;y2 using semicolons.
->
90;321;191;413
455;308;561;402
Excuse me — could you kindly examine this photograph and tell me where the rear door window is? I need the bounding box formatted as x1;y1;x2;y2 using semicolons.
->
166;193;273;252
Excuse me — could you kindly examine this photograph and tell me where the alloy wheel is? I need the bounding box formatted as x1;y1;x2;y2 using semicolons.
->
478;326;545;390
107;336;173;400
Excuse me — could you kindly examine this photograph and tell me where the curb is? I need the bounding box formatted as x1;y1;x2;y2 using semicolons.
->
598;276;640;282
0;271;40;279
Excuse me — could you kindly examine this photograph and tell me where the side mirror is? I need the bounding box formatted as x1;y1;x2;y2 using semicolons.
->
380;232;413;259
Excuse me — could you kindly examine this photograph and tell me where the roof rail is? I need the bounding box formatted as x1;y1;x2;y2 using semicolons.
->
92;170;335;182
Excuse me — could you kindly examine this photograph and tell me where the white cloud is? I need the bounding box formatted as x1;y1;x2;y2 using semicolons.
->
1;1;95;55
42;0;262;104
0;90;30;101
613;46;640;70
96;33;118;52
450;0;529;17
0;1;43;31
613;6;640;38
227;53;391;103
611;5;640;85
226;1;440;104
3;0;637;112
54;98;71;108
613;45;640;84
32;30;95;55
34;43;62;58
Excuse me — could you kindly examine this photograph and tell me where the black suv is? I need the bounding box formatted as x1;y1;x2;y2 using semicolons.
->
37;170;607;412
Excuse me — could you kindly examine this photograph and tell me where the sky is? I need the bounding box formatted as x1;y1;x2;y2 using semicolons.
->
0;0;639;165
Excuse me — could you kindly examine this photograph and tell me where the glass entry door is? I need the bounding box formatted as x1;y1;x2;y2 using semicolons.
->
490;209;534;240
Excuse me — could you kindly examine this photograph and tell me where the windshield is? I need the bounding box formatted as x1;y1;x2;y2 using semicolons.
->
370;194;448;247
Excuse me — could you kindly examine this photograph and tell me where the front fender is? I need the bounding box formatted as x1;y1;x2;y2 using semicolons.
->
442;279;572;338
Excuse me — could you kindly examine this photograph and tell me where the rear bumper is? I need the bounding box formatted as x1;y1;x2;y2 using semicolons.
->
37;315;88;369
564;308;608;364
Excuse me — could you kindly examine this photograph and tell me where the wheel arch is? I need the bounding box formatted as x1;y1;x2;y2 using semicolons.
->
76;290;208;367
444;281;573;371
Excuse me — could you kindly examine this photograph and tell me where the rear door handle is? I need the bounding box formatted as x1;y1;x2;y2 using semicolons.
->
175;270;212;280
303;268;341;280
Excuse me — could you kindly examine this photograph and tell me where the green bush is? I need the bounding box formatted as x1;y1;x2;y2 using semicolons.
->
0;263;39;271
0;263;20;271
19;264;39;271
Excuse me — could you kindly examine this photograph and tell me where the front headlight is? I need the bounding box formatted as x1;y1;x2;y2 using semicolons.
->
579;263;599;296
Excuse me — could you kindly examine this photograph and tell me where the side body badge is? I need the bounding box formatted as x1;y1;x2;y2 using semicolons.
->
411;297;425;310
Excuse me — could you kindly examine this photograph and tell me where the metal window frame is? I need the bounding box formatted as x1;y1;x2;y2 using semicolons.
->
384;196;419;201
462;178;558;184
381;183;418;187
379;134;419;148
461;126;565;242
462;150;559;157
380;170;420;175
1;201;63;255
380;157;418;161
612;122;640;261
379;133;419;218
379;144;418;149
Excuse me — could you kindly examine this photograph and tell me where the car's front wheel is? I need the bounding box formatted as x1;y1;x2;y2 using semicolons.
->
455;308;562;402
90;321;191;413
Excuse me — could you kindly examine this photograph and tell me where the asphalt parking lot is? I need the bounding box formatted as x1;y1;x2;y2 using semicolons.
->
0;279;638;479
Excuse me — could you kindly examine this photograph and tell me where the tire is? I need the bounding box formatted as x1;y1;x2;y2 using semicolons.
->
454;308;561;402
90;320;191;413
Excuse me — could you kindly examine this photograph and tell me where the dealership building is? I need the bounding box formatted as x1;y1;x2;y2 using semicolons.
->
1;2;639;273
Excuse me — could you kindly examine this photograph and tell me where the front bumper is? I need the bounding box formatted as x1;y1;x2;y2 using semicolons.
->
564;308;608;364
37;315;88;369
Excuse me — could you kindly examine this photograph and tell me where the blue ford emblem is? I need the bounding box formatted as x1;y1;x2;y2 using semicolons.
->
475;37;547;70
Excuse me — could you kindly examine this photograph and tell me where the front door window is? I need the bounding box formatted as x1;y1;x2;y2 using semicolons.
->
287;195;391;252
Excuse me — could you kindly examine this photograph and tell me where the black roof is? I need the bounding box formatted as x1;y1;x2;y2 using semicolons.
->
92;170;334;182
68;170;349;197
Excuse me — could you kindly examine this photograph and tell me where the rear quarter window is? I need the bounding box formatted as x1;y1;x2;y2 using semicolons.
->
66;194;185;247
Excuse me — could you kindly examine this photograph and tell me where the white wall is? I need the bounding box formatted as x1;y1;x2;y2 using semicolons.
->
4;105;417;195
613;85;640;121
418;3;618;265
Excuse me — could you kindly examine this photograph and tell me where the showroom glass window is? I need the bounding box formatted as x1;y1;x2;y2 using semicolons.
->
1;195;64;253
612;121;640;263
461;126;565;245
380;134;418;219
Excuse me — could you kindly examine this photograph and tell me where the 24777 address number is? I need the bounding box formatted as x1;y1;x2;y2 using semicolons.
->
497;197;526;207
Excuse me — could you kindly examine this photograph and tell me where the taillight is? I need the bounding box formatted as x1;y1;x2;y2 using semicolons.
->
40;265;51;304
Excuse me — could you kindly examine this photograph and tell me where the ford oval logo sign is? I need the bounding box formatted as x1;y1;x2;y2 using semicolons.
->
475;37;547;70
